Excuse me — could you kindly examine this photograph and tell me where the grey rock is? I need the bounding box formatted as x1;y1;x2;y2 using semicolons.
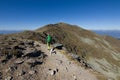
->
23;49;41;58
69;62;71;65
17;70;26;76
34;41;40;47
13;45;25;50
5;68;11;72
18;42;25;45
0;42;4;44
25;40;34;46
11;65;17;71
5;65;17;72
1;59;8;64
55;68;59;72
18;76;24;80
70;53;79;59
69;53;81;62
14;60;24;64
62;47;67;50
26;59;43;67
5;76;13;80
0;72;2;79
60;60;63;64
48;68;58;76
53;43;63;49
49;70;56;76
73;75;77;80
29;70;36;75
26;59;36;64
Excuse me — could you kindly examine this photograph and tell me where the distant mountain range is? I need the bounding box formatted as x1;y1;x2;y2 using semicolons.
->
93;30;120;39
0;30;120;39
0;30;23;34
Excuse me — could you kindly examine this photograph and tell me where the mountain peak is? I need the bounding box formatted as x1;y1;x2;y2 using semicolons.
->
36;22;83;33
56;22;68;24
0;23;120;80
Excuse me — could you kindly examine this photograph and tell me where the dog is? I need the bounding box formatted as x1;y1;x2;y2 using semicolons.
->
50;47;56;55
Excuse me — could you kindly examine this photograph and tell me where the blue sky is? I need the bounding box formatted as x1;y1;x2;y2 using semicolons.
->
0;0;120;30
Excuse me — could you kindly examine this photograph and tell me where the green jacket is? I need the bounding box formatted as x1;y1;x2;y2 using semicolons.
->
47;35;52;43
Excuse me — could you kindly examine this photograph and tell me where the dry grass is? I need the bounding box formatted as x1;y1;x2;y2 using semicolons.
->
59;49;107;80
1;22;120;80
93;72;107;80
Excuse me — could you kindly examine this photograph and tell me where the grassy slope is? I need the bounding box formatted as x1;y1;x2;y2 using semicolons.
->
2;22;119;79
35;23;120;80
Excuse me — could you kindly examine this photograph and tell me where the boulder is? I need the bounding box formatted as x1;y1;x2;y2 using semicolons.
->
53;43;63;49
23;49;41;58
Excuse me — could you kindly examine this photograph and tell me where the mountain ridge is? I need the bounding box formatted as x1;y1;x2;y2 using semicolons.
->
35;23;120;80
0;22;120;80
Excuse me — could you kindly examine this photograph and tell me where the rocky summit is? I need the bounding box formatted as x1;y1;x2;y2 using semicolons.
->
0;22;120;80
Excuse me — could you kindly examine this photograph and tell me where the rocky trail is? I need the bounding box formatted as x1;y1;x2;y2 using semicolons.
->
0;38;99;80
34;41;98;80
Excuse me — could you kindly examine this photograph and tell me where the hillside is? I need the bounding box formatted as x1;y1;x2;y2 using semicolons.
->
0;35;100;80
36;22;120;80
0;22;120;80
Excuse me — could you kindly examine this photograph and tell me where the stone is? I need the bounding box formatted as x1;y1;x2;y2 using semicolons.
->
60;60;63;64
5;76;13;80
6;65;17;72
55;68;59;72
66;67;68;71
0;72;2;79
18;42;25;45
26;59;43;67
69;62;71;65
23;49;41;58
26;59;36;64
17;70;26;76
25;40;34;46
5;68;11;72
29;70;36;75
48;68;58;76
53;43;63;49
15;60;24;64
49;70;56;76
13;45;25;50
34;41;40;47
1;59;8;64
11;65;17;71
0;42;4;44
